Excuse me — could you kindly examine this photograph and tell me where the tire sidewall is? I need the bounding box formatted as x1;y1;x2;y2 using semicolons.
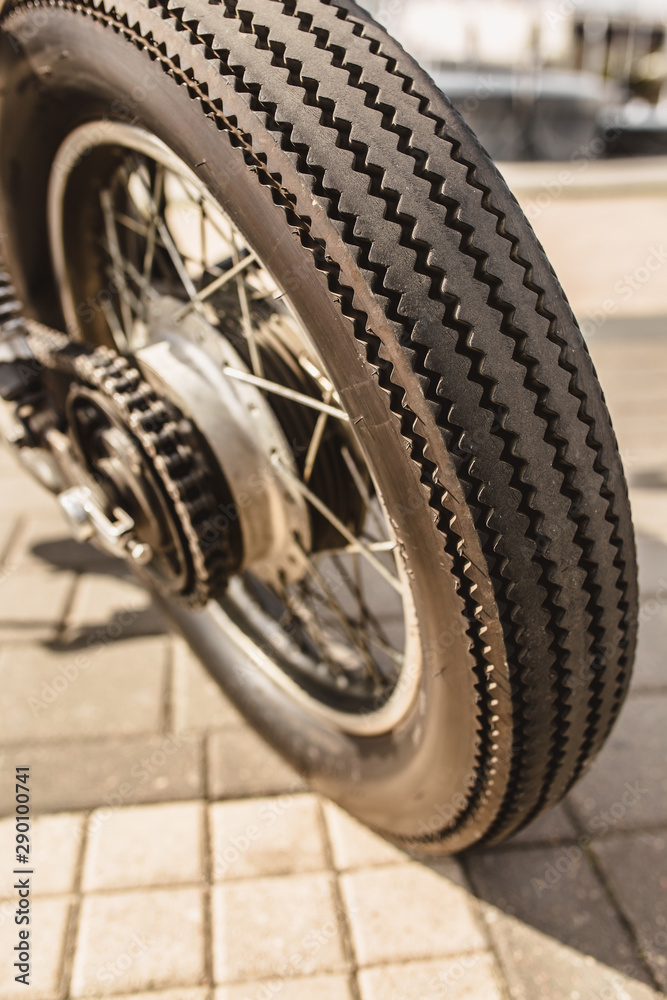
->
0;0;493;845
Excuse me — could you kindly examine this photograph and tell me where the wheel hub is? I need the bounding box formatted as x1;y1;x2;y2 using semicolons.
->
134;297;312;586
37;330;235;606
26;305;314;605
31;120;409;726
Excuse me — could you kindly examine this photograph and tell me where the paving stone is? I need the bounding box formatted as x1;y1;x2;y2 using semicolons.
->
0;811;84;896
66;572;167;641
568;693;667;833
83;801;204;891
172;640;244;733
0;638;167;743
593;831;667;990
636;531;667;599
0;895;71;1000
212;873;347;983
528;195;667;321
481;904;661;1000
215;975;353;1000
340;863;486;967
94;992;207;1000
0;512;19;562
209;794;326;881
4;514;109;571
631;491;667;551
465;843;650;982
614;417;667;447
627;449;667;483
71;887;205;997
208;728;306;800
0;733;203;816
0;569;73;642
0;474;60;515
633;601;667;689
323;801;407;871
504;803;579;847
419;857;474;892
357;953;505;1000
0;442;18;472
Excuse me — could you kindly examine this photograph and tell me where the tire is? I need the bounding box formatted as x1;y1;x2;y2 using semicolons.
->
0;0;638;851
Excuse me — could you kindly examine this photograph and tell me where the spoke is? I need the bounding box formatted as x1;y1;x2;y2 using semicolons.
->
99;296;129;353
341;445;387;540
299;354;337;399
303;394;331;485
141;164;164;311
197;191;236;250
353;551;366;637
113;212;150;238
199;196;207;287
127;166;205;316
274;457;403;595
156;217;204;312
97;248;145;319
332;552;401;667
231;231;263;378
100;188;134;343
277;576;344;680
314;540;396;556
296;541;384;686
250;286;284;303
223;368;350;420
120;256;161;304
172;250;259;321
361;627;404;668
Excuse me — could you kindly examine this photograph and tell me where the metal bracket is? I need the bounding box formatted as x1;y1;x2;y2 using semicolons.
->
58;485;152;564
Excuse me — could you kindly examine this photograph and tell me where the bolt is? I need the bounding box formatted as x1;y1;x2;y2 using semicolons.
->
127;540;153;565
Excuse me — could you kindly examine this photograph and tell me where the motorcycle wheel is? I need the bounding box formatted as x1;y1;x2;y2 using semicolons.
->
0;0;637;851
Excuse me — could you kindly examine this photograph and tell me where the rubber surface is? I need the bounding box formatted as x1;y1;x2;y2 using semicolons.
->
0;0;638;849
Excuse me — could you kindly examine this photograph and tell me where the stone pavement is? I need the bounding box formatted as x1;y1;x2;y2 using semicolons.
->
0;334;666;997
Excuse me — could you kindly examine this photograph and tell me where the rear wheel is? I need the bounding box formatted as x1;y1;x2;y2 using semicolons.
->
0;0;638;851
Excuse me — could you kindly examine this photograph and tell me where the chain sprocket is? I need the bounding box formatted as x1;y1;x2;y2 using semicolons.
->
28;321;235;607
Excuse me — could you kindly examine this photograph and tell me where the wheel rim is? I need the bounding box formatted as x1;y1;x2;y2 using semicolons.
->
48;121;423;736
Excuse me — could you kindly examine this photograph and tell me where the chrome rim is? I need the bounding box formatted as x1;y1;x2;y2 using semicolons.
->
48;122;422;735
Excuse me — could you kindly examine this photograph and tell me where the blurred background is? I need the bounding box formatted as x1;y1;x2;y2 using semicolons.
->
1;3;666;1000
364;0;667;161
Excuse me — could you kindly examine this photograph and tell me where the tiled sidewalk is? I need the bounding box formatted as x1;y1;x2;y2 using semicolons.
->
0;323;666;1000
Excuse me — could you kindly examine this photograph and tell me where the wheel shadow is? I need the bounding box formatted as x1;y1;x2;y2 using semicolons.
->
27;526;667;995
419;528;667;998
30;535;168;647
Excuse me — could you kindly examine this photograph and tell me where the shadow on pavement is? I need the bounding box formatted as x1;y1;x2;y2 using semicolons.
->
31;536;168;646
441;528;667;998
28;522;667;997
31;536;135;577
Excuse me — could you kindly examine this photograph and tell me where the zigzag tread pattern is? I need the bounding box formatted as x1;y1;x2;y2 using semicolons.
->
189;0;635;837
4;0;511;840
310;0;638;831
189;3;600;836
2;0;638;845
